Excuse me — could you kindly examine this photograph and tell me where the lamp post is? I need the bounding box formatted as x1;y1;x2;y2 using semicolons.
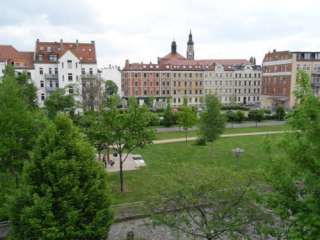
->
232;147;244;168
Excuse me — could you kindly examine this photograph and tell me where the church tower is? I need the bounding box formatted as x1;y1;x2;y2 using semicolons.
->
186;30;194;60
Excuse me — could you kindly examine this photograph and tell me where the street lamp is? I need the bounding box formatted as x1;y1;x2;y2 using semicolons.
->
232;147;245;168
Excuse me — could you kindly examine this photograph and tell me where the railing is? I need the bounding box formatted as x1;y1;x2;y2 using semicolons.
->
44;74;58;80
81;74;98;79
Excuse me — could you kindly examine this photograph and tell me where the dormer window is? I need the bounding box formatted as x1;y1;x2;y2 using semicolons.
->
49;55;57;62
67;60;72;69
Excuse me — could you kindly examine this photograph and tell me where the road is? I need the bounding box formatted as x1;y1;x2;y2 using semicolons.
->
153;130;291;144
156;120;286;133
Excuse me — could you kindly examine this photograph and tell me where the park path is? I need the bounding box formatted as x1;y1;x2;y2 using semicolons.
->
153;130;291;144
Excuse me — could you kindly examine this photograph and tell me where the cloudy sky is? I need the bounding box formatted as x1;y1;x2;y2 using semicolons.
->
1;0;320;67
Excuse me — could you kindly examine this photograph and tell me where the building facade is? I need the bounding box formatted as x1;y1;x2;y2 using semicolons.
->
261;50;320;109
0;39;100;110
100;65;122;96
122;32;262;108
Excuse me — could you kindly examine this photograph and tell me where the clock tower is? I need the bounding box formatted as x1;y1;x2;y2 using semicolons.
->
186;30;194;60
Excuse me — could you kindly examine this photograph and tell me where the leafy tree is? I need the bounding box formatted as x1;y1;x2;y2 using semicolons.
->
198;95;225;144
177;106;197;143
265;70;320;239
148;167;275;240
275;106;286;120
44;88;75;119
248;109;264;127
161;103;176;127
0;65;40;185
105;80;118;96
111;98;155;192
16;72;38;109
9;113;113;239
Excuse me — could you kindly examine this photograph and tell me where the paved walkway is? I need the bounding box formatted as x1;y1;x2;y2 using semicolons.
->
156;120;286;133
153;130;291;144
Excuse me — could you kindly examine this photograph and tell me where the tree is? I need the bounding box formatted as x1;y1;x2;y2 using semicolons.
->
198;95;225;144
177;106;197;143
248;109;264;127
16;72;38;109
44;88;75;119
148;167;275;240
265;70;320;239
0;65;40;185
112;98;155;192
161;103;176;127
105;80;118;96
9;113;113;239
275;106;286;120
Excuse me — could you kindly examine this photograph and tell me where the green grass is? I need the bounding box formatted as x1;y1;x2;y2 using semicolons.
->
108;134;284;204
155;124;288;140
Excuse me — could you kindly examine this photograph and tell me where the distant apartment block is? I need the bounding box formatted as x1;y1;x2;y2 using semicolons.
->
0;39;101;111
261;50;320;109
122;32;262;108
100;65;122;96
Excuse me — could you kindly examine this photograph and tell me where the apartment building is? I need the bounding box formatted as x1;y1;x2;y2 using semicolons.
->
0;39;100;110
261;50;320;109
122;32;261;108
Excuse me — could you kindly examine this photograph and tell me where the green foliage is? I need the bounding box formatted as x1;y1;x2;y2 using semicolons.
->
148;167;274;240
236;110;245;123
177;106;197;142
248;109;264;126
198;95;225;143
266;70;320;239
148;112;161;126
16;72;38;109
275;106;286;120
105;80;118;96
161;104;177;127
105;94;121;109
44;88;75;119
9;114;113;239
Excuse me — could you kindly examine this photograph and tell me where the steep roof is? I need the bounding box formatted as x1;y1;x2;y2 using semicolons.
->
0;45;34;69
35;40;96;64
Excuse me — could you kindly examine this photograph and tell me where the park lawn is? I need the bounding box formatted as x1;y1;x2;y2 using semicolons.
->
108;134;284;204
155;124;288;140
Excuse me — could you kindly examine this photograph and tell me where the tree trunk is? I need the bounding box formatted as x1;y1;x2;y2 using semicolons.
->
106;147;110;163
185;128;188;143
119;152;124;192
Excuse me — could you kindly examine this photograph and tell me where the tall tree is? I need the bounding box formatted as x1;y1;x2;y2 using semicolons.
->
198;95;225;144
162;103;176;127
177;105;197;143
16;72;38;109
0;65;39;184
9;113;113;240
44;88;75;119
248;109;264;127
266;70;320;239
112;98;155;192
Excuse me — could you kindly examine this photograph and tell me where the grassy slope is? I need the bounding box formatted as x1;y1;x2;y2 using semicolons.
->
108;134;283;204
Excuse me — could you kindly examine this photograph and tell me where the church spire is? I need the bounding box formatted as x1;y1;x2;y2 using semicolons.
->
186;30;194;60
171;39;177;54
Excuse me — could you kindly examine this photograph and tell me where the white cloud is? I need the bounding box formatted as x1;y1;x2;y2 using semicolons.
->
1;0;320;67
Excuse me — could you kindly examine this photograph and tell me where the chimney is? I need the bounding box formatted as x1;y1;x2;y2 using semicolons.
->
60;39;64;50
125;59;129;66
273;49;276;53
76;39;79;48
91;40;95;45
36;38;40;44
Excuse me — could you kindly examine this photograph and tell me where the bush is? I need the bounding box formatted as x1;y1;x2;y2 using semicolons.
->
235;111;245;123
275;106;286;120
149;113;161;126
161;105;177;127
222;105;249;111
225;110;237;122
195;137;207;145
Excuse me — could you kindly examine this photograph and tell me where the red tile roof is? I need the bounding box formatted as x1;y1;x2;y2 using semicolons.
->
0;45;34;69
123;51;250;71
35;40;96;64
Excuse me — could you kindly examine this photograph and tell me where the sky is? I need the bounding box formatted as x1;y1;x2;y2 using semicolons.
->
1;0;320;67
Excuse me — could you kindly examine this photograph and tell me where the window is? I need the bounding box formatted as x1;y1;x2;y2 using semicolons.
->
48;55;57;62
41;93;45;101
49;81;53;88
89;68;93;75
62;62;64;68
39;68;43;75
68;73;73;81
54;68;58;74
75;63;78;68
49;68;52;74
67;60;72;69
38;55;43;62
69;86;74;94
56;82;59;88
62;75;65;81
81;68;85;75
40;81;44;88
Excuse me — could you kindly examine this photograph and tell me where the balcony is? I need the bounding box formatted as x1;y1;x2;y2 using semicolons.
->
81;74;98;80
45;74;58;80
